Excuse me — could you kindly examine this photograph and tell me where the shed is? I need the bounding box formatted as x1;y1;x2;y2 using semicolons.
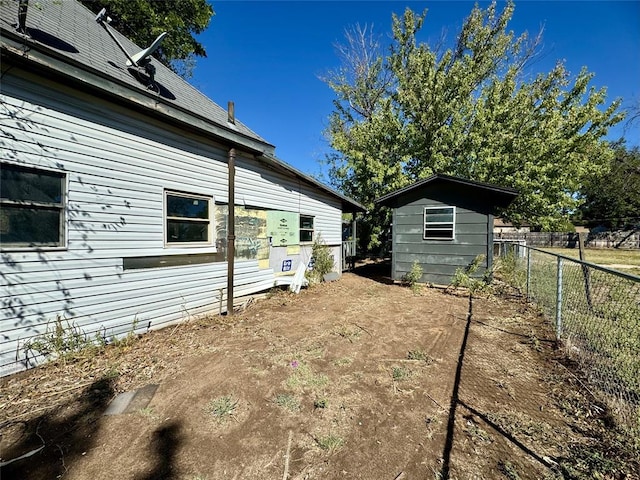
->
375;174;518;286
0;0;364;377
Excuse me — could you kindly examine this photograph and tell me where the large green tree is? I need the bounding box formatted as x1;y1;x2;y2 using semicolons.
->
323;1;623;249
81;0;214;77
578;142;640;230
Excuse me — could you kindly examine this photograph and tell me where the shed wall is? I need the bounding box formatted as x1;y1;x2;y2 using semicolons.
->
391;186;493;285
1;71;342;376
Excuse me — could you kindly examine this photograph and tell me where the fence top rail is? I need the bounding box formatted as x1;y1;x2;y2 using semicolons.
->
525;245;640;283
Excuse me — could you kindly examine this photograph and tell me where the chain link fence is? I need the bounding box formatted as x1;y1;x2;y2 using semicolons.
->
497;244;640;436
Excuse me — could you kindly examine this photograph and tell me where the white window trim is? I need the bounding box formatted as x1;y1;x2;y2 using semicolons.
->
423;206;456;240
164;190;215;248
0;162;68;251
299;214;315;244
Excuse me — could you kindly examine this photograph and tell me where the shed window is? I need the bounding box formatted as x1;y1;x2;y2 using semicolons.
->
424;206;455;240
165;191;213;246
0;163;66;248
300;215;314;243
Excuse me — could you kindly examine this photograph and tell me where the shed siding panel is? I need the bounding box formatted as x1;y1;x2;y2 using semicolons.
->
1;76;343;376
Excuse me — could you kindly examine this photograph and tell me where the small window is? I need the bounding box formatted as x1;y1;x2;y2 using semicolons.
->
300;215;314;243
0;163;66;248
424;206;455;240
165;191;213;246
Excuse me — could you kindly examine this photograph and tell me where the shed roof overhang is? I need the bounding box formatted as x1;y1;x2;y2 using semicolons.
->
374;174;518;209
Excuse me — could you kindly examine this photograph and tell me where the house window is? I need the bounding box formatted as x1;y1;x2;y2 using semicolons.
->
300;215;314;243
424;206;455;240
165;191;213;246
0;163;66;248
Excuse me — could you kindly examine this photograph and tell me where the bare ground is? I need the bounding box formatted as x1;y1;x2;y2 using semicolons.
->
1;262;638;479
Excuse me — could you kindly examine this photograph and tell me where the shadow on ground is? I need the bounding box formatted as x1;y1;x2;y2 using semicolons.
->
351;258;394;285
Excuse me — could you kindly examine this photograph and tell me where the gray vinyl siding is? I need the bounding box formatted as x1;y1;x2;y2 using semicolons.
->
391;191;492;286
1;71;342;376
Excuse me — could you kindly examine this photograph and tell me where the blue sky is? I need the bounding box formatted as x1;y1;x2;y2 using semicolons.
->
191;1;640;177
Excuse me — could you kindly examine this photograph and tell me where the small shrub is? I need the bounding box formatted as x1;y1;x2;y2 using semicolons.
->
305;234;334;285
449;254;492;295
401;261;423;293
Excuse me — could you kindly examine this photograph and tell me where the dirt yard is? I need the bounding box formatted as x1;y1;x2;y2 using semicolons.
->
1;262;637;479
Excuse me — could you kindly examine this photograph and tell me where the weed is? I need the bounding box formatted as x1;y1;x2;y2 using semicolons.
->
110;317;140;350
316;434;344;452
138;407;157;419
206;395;238;422
495;379;515;399
285;363;329;390
391;366;411;381
334;324;361;342
274;393;301;412
333;357;353;367
448;254;493;295
486;411;551;442
22;315;95;361
314;397;328;409
464;421;492;443
424;416;441;440
527;333;542;352
407;349;435;365
401;261;423;293
493;250;526;292
497;460;520;480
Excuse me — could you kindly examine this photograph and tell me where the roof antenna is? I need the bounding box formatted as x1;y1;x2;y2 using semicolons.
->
95;8;167;81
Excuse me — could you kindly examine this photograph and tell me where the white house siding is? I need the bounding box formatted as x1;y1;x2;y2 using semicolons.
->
1;71;343;376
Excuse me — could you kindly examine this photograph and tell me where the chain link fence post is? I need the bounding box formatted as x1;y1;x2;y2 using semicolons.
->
555;257;563;339
526;246;531;301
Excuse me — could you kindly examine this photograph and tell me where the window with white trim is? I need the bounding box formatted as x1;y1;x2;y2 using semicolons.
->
0;163;66;248
165;190;213;246
424;206;455;240
300;215;314;243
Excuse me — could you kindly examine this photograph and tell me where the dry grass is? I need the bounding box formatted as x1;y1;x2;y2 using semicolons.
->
541;247;640;275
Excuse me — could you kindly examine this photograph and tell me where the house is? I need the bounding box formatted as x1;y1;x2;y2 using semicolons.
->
0;0;364;376
375;174;518;286
493;218;531;235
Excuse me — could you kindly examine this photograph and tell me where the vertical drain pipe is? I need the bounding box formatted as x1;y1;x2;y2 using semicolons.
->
226;102;236;315
226;146;236;316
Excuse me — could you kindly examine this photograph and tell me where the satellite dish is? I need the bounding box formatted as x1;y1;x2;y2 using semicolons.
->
95;8;111;24
95;8;167;69
127;32;168;67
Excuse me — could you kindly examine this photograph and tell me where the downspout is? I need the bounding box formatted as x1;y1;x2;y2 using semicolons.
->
226;147;236;315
